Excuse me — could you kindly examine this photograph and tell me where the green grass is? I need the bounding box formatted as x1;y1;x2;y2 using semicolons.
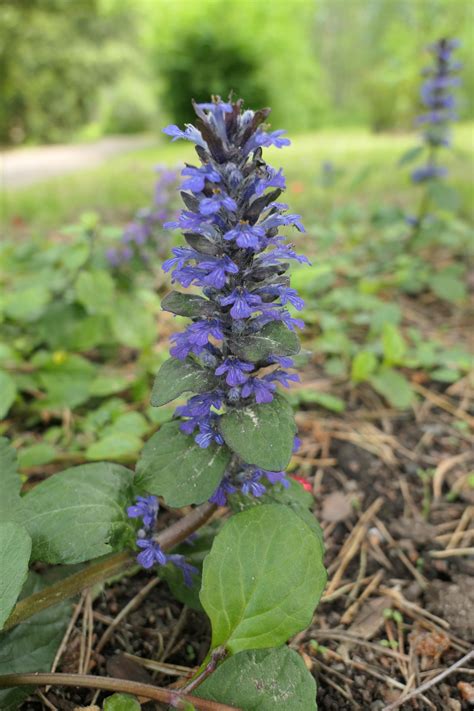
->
3;124;473;234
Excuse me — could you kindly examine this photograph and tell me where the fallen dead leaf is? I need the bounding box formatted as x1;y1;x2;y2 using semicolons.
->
321;491;353;523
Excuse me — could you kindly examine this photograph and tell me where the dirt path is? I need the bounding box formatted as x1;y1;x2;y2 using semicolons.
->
0;135;156;188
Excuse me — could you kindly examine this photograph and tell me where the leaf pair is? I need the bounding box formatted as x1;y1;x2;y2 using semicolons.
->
135;394;296;508
195;503;326;709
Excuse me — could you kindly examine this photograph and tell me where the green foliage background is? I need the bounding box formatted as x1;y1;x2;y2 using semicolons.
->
1;0;473;144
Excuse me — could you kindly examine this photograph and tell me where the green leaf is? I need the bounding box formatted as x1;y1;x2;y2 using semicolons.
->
0;438;24;523
382;324;407;366
397;145;424;166
110;295;156;348
370;369;413;409
25;462;134;564
428;182;460;212
200;504;326;654
351;351;378;383
151;358;217;407
102;412;150;438
4;285;51;322
135;422;231;507
0;572;72;710
290;389;345;413
196;647;317;710
161;291;215;318
430;367;460;383
430;270;467;303
0;370;17;419
36;303;107;350
36;353;96;410
219;394;296;471
75;269;115;315
0;523;32;630
103;693;141;711
17;443;56;469
231;322;300;362
86;434;143;461
90;372;130;397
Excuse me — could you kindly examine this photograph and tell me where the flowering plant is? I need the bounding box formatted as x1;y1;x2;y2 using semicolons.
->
106;165;180;269
0;98;326;710
406;38;461;233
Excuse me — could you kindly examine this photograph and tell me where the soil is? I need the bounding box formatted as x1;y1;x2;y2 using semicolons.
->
18;367;474;711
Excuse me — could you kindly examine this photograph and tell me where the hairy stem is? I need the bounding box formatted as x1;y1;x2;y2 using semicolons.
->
0;672;238;711
5;502;217;631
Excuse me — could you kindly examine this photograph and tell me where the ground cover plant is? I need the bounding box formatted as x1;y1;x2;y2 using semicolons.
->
0;42;473;711
0;98;328;710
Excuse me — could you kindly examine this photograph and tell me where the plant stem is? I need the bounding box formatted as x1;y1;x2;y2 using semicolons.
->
180;647;228;694
0;672;239;711
5;502;217;631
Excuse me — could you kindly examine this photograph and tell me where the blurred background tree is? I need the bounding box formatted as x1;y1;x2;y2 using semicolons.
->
0;0;472;145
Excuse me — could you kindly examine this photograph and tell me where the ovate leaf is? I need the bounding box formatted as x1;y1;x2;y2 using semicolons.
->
135;422;231;507
17;443;56;470
0;438;24;522
430;269;467;303
151;358;217;407
351;351;378;383
370;368;413;409
397;145;425;166
85;434;143;461
0;523;32;630
382;324;407;366
231;322;300;362
0;572;72;710
219;394;296;471
200;504;327;654
162;291;215;318
196;647;317;710
0;370;17;419
25;462;135;564
75;269;115;315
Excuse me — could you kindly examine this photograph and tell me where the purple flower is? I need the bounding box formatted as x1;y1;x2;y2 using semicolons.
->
215;358;254;386
198;256;239;289
182;164;221;192
223;222;266;250
175;392;222;418
170;320;224;359
241;471;267;497
269;355;295;368
195;419;225;448
220;289;263;319
162;247;200;273
262;469;289;488
411;164;448;182
241;377;276;403
199;190;237;216
277;287;305;310
166;554;199;587
127;496;159;530
163;124;207;149
266;370;300;388
244;129;291;154
136;539;167;569
255;167;286;195
209;477;237;506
